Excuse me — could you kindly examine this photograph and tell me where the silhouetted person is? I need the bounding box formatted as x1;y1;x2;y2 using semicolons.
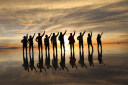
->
29;54;37;72
78;49;87;68
58;30;67;53
87;31;93;50
88;49;94;67
60;51;68;71
45;51;53;69
22;53;29;72
28;33;35;58
21;34;28;59
97;32;103;50
52;52;61;70
77;31;86;53
44;33;52;56
69;49;77;69
37;53;46;73
51;32;59;55
35;31;45;57
98;47;105;65
68;31;75;54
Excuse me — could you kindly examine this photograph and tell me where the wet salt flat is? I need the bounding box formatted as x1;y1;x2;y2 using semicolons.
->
0;44;128;85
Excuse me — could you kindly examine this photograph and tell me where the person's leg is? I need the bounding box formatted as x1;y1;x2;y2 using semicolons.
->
23;45;24;57
60;43;62;54
29;45;31;57
32;44;34;58
26;45;27;58
41;44;43;57
73;43;74;54
56;44;57;56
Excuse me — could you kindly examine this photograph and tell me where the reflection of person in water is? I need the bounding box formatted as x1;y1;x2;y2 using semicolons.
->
28;33;35;58
58;30;67;53
29;54;37;72
51;32;59;55
22;54;29;72
35;31;45;57
21;34;28;59
98;48;105;65
88;49;94;67
68;31;75;54
45;52;53;69
69;51;77;69
77;31;86;52
97;32;103;50
52;52;61;70
60;52;68;71
87;31;93;50
44;33;52;56
78;50;87;68
37;55;47;73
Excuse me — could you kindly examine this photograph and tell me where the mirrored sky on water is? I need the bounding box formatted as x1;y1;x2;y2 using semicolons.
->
0;44;128;85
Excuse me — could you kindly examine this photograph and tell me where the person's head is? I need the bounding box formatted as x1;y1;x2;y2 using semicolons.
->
38;33;40;36
98;34;100;37
88;33;90;37
60;32;62;35
70;33;72;36
53;33;55;36
80;32;82;35
23;36;26;38
29;35;32;38
45;35;48;38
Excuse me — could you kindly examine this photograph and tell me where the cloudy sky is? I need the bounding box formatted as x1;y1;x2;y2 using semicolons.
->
0;0;128;48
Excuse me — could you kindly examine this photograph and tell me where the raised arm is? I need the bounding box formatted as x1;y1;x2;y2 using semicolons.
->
73;31;75;36
90;31;92;37
26;34;28;39
33;33;35;38
56;32;59;37
42;31;45;37
82;31;86;36
49;33;52;38
101;32;103;36
63;30;67;35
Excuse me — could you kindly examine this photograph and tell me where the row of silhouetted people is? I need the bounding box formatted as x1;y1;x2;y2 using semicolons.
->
21;30;104;72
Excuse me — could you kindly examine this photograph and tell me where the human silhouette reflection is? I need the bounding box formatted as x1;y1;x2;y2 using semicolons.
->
45;52;53;69
88;49;94;67
97;32;103;50
58;30;67;53
28;33;35;61
78;49;87;68
22;53;29;72
87;31;93;50
29;54;37;72
60;51;68;71
51;32;59;56
77;31;86;53
68;31;75;55
98;48;105;65
21;34;28;60
69;49;77;69
37;54;47;73
35;31;45;58
52;52;61;70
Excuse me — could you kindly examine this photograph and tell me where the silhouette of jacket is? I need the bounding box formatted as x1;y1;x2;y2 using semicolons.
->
68;36;75;44
51;36;57;45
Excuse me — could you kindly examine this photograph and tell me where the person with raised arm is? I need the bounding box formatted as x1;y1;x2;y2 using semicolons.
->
51;32;59;55
77;31;86;52
87;31;93;50
44;33;52;55
97;32;103;50
28;33;35;57
68;31;75;54
35;31;45;56
58;30;67;52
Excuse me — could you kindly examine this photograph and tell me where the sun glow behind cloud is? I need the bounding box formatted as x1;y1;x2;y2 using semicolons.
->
0;0;128;48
